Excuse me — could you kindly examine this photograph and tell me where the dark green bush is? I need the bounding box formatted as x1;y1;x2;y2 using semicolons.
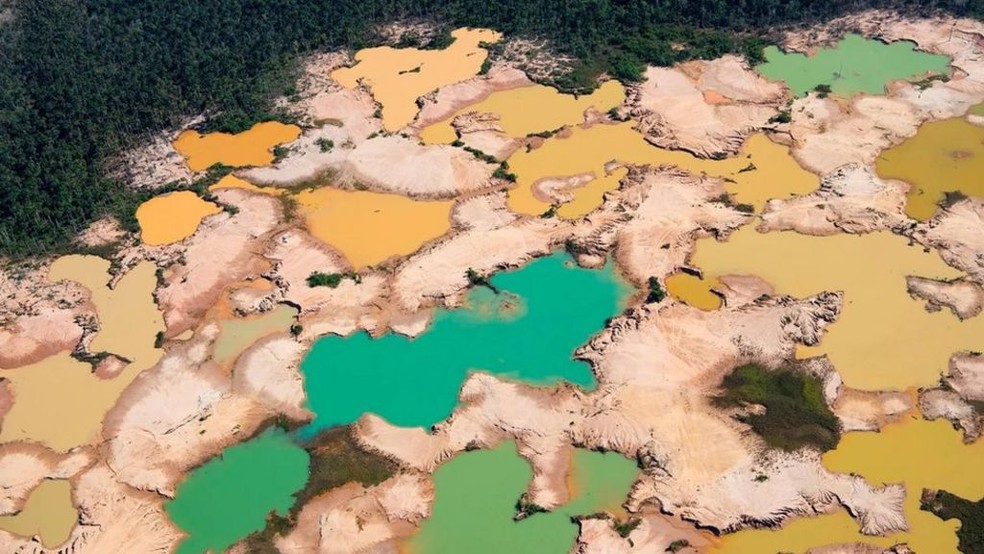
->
713;363;840;452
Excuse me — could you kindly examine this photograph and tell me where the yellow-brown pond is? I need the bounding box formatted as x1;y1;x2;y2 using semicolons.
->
717;417;984;553
332;28;501;132
674;226;984;390
296;187;453;268
136;191;221;245
0;480;77;548
876;114;984;221
173;121;301;172
213;304;298;366
419;80;626;144
505;124;817;218
665;272;724;311
0;256;163;451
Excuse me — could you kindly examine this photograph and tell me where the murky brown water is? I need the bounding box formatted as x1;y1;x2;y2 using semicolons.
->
136;191;221;245
174;121;301;172
0;480;77;548
0;257;163;451
876;113;984;221
332;28;500;132
296;187;453;268
673;226;981;391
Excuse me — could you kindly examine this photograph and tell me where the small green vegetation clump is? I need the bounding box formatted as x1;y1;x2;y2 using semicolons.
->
666;539;691;552
289;324;303;337
942;190;969;209
272;145;289;162
813;83;833;98
541;205;558;218
306;271;361;288
613;517;641;538
646;277;666;304
515;492;549;519
466;268;499;293
769;111;792;124
921;489;984;554
315;137;334;152
463;145;498;164
493;163;517;182
713;363;840;452
154;331;165;349
307;271;344;288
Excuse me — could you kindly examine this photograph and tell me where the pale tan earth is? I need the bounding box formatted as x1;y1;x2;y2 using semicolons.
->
919;352;984;443
919;389;980;443
102;327;310;496
74;216;127;249
0;463;182;553
906;275;984;319
154;188;282;337
833;388;914;433
0;261;91;369
276;473;433;554
912;198;984;283
574;508;715;554
411;65;533;132
6;12;984;554
0;443;91;516
602;167;750;285
628;58;787;157
759;164;910;236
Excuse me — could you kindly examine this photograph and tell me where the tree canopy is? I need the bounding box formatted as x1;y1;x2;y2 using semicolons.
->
0;0;980;256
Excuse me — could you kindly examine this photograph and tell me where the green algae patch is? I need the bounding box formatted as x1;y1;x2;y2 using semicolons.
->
242;426;397;552
756;34;950;97
876;114;984;221
166;428;310;554
922;489;984;554
405;442;638;553
299;253;631;433
713;364;840;452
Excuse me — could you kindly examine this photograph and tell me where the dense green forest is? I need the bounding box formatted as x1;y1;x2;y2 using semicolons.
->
1;0;981;257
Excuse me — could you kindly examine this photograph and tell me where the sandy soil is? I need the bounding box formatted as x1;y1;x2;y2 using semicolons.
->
606;167;750;285
102;326;310;496
628;58;786;158
760;164;909;236
906;276;984;319
912;198;984;283
574;507;714;554
276;473;432;554
155;188;281;337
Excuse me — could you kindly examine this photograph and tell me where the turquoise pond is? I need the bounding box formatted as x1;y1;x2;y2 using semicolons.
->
755;33;951;97
165;428;310;554
299;252;632;433
406;441;639;553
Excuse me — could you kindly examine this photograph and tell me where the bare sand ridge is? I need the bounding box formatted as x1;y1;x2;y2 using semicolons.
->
419;79;625;144
628;57;787;158
277;474;433;554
